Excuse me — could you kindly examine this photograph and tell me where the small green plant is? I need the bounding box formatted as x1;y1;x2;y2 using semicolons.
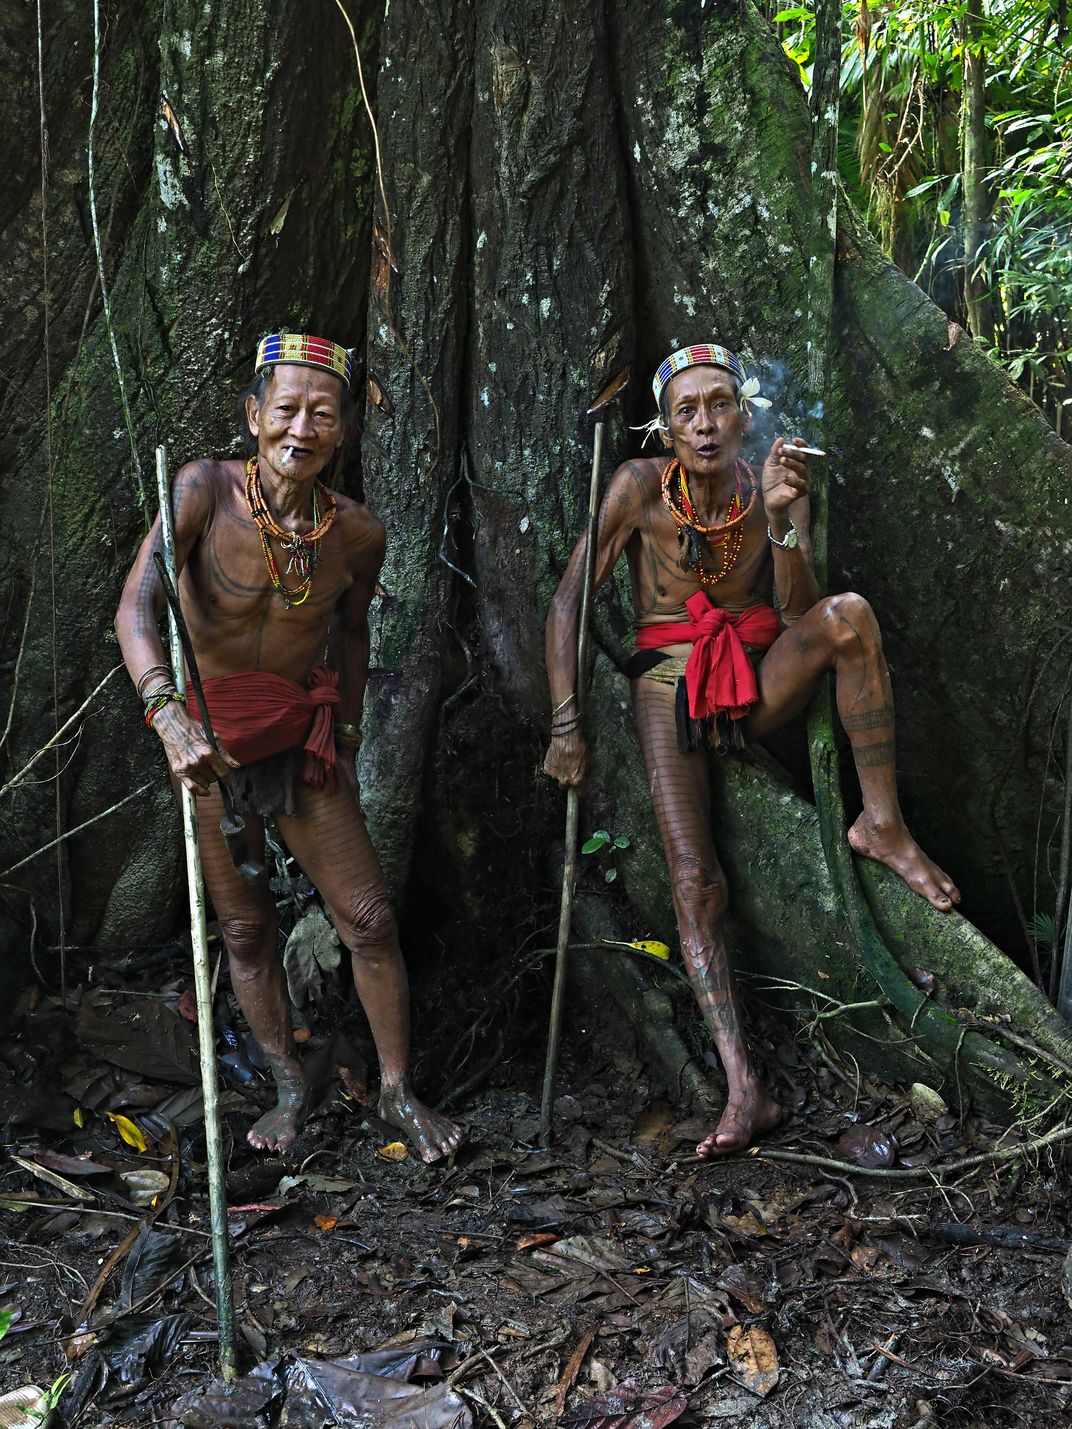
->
581;828;631;883
0;1313;71;1426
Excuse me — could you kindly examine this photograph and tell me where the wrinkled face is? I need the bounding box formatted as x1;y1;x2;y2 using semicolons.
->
246;364;344;481
661;365;747;477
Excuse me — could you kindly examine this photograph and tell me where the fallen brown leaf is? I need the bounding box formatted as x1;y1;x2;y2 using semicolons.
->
518;1232;561;1252
726;1324;779;1397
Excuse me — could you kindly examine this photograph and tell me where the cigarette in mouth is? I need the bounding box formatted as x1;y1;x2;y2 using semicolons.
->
786;444;826;457
279;448;296;467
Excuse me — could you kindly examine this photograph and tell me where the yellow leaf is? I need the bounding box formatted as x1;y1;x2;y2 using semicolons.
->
73;1108;85;1129
314;1214;338;1231
630;940;670;960
106;1113;147;1152
375;1141;409;1162
726;1324;780;1397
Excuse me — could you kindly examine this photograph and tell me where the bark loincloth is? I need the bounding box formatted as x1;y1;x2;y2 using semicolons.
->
625;594;781;753
228;748;301;818
187;666;342;802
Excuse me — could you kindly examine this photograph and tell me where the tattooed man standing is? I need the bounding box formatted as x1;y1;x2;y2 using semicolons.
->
116;332;462;1161
544;343;959;1156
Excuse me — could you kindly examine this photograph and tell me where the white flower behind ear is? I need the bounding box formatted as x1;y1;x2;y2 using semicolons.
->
630;415;668;446
740;373;772;411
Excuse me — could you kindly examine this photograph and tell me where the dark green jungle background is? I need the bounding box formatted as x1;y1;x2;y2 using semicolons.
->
1;0;1071;1103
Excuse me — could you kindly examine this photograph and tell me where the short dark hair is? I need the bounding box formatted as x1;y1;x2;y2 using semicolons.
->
237;365;357;461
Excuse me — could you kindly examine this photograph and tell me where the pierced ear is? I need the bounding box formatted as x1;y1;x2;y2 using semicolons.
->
245;394;261;437
659;426;674;449
739;405;752;433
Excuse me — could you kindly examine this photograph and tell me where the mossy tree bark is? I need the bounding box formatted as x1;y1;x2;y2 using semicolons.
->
2;0;1070;1105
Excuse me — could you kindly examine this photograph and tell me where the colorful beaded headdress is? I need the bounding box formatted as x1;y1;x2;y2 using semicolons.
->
635;343;769;444
652;344;745;406
255;332;353;386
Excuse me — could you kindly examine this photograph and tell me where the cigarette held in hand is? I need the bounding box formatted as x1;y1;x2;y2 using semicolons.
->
784;444;826;457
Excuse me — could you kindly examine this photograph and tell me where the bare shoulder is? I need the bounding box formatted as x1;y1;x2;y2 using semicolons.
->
332;491;387;566
170;457;234;532
606;455;663;512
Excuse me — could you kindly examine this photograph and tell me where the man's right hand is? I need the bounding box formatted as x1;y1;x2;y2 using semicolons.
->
152;701;240;796
543;731;588;791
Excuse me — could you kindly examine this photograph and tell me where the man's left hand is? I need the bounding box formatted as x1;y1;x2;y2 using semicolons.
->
762;437;810;517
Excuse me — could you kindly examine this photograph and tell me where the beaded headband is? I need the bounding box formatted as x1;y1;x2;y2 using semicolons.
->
652;344;744;406
255;332;353;386
634;342;770;445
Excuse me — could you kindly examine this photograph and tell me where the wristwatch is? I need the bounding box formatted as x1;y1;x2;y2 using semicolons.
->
768;520;799;550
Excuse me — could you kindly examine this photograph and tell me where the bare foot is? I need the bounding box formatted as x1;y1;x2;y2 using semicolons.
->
379;1084;463;1163
848;812;960;912
696;1079;782;1158
247;1069;310;1153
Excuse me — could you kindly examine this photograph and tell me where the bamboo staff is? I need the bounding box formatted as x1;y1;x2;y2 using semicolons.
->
155;446;236;1380
540;368;629;1146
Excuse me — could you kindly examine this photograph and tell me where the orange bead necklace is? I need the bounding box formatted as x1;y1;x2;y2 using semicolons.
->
245;456;338;608
661;457;756;586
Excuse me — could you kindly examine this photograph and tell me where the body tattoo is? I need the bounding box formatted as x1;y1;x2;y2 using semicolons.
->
852;739;896;767
841;702;894;732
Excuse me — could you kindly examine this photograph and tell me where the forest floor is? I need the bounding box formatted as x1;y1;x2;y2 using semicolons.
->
0;945;1070;1429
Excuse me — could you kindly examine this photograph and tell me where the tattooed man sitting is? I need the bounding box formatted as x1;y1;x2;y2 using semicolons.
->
116;332;462;1161
543;343;958;1155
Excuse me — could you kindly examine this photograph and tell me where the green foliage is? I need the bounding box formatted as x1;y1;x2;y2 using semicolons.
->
763;0;1071;429
581;828;631;882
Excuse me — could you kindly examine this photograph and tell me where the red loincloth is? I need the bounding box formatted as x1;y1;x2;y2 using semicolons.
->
635;594;782;722
187;666;341;794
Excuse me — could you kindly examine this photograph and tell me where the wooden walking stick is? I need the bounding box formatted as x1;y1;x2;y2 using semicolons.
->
154;445;237;1380
540;367;630;1146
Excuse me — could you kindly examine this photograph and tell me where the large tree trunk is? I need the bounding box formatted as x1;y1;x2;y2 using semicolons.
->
2;0;1070;1105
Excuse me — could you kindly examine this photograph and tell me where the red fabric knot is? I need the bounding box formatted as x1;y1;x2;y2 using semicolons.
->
187;666;342;795
635;595;781;722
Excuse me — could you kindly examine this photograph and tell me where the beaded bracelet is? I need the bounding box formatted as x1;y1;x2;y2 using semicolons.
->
141;680;176;708
145;690;186;728
334;722;363;747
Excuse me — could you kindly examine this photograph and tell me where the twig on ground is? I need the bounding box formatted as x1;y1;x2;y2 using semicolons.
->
866;1335;907;1380
458;1386;507;1429
747;1120;1072;1180
591;1137;655;1173
437;1029;507;1110
479;1348;530;1418
0;1201;210;1236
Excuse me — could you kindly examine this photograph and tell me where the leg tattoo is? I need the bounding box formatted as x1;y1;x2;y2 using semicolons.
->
632;680;781;1156
278;784;463;1163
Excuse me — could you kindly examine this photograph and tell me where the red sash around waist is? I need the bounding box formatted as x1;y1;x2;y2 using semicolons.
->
635;594;781;722
187;666;341;794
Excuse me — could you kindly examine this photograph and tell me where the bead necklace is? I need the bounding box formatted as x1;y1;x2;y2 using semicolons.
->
661;457;756;587
245;456;338;608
